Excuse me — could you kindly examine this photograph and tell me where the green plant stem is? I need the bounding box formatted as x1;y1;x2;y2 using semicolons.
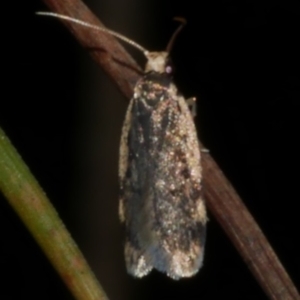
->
0;127;108;300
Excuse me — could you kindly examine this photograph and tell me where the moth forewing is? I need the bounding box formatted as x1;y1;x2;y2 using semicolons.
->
119;51;206;279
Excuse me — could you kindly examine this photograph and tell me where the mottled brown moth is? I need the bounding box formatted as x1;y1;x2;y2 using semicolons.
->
37;12;207;279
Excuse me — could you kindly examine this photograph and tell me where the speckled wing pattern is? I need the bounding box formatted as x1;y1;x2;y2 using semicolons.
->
119;71;207;279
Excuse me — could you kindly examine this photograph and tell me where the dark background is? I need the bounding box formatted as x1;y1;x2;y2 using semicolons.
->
1;0;299;299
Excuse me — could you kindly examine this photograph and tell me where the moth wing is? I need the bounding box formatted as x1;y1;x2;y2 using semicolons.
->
119;97;154;277
145;93;206;279
119;82;207;279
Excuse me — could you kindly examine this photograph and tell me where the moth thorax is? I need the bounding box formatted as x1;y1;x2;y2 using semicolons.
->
145;51;169;74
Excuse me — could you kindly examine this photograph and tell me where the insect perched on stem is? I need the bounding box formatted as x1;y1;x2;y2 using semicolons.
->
37;12;207;279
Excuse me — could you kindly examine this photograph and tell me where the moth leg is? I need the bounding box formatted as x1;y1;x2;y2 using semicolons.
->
201;148;210;153
186;97;209;153
186;97;197;118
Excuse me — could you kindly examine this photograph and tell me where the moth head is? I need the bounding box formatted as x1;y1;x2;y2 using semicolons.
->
145;51;173;74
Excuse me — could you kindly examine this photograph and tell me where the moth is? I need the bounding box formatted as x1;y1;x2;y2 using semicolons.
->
37;12;207;279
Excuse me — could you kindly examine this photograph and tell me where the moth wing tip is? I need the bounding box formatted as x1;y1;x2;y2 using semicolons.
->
163;245;205;279
125;242;153;277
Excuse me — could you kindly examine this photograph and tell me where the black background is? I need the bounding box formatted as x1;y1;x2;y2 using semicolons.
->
1;0;299;299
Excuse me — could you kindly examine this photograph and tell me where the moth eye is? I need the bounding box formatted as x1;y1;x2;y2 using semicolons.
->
165;65;173;74
165;58;174;75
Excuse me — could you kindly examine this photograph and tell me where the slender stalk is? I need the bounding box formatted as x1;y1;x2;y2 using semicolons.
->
0;127;108;300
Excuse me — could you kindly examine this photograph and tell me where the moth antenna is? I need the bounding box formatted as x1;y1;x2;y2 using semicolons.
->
36;12;150;56
166;17;186;53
